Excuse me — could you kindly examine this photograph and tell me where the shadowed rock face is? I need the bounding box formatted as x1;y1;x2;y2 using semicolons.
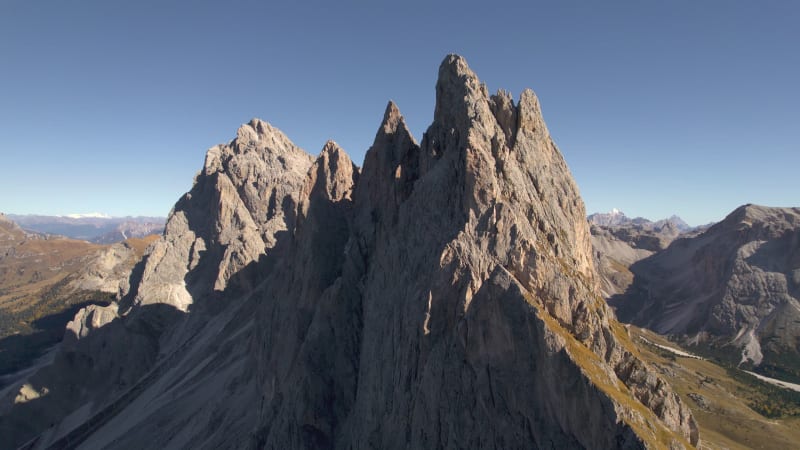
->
590;213;703;299
590;225;655;298
612;204;800;377
0;55;696;449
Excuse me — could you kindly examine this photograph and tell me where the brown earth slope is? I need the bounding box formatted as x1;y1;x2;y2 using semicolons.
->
0;213;157;378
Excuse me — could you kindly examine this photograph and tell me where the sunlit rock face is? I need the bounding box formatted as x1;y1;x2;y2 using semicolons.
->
0;55;696;450
613;204;800;376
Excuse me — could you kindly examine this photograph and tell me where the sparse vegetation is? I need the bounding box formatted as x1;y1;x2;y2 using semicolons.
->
0;221;157;379
725;367;800;418
0;284;113;377
524;292;690;449
630;326;800;450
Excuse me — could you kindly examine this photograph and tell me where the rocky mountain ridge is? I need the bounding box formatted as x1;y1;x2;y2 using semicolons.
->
589;210;694;252
0;55;696;449
589;210;691;232
609;204;800;382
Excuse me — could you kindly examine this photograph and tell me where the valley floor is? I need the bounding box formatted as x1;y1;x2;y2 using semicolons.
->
629;326;800;450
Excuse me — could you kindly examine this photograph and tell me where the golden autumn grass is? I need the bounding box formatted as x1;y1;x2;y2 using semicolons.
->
0;219;158;375
630;326;800;450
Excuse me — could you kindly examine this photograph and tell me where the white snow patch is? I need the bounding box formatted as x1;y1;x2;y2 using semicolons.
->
743;371;800;393
64;212;112;219
639;337;704;359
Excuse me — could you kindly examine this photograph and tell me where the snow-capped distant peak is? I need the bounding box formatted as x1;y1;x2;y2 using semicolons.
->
64;212;112;219
588;209;630;227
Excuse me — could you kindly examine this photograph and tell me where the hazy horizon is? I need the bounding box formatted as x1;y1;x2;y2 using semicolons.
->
2;1;798;225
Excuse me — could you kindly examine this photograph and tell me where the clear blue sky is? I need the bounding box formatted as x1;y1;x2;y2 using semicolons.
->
1;1;798;225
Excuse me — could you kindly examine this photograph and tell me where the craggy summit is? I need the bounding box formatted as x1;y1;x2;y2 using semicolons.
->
0;55;697;450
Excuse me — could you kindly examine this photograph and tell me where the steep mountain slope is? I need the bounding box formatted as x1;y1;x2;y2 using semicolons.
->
590;212;701;298
591;225;655;298
0;55;696;449
612;204;800;382
628;326;800;450
0;214;102;313
0;214;157;380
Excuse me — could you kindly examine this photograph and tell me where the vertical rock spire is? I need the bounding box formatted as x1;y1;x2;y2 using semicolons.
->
0;54;697;450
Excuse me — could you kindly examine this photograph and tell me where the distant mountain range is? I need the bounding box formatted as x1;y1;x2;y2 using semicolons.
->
5;214;165;243
0;213;158;382
608;204;800;382
588;209;692;232
590;205;800;385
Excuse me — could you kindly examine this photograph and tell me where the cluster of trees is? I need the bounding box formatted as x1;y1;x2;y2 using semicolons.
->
726;367;800;418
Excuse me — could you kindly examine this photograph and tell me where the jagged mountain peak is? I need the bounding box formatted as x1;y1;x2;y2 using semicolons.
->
380;100;403;131
237;118;286;144
437;53;480;89
319;139;345;159
376;101;416;149
302;140;358;206
433;54;492;132
356;100;420;222
0;54;697;449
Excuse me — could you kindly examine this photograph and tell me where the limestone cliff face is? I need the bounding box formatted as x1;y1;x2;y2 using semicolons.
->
0;55;696;450
128;118;314;313
250;55;696;448
0;120;314;449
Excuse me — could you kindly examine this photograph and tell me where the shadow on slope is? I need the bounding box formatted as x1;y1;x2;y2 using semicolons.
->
0;297;114;383
0;213;298;449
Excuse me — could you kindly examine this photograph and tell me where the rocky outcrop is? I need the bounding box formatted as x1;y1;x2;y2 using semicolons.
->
612;204;800;380
0;217;153;386
68;237;158;295
128;118;314;312
0;120;315;449
0;55;697;449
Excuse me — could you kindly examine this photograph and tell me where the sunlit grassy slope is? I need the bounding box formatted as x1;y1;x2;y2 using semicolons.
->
630;326;800;450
